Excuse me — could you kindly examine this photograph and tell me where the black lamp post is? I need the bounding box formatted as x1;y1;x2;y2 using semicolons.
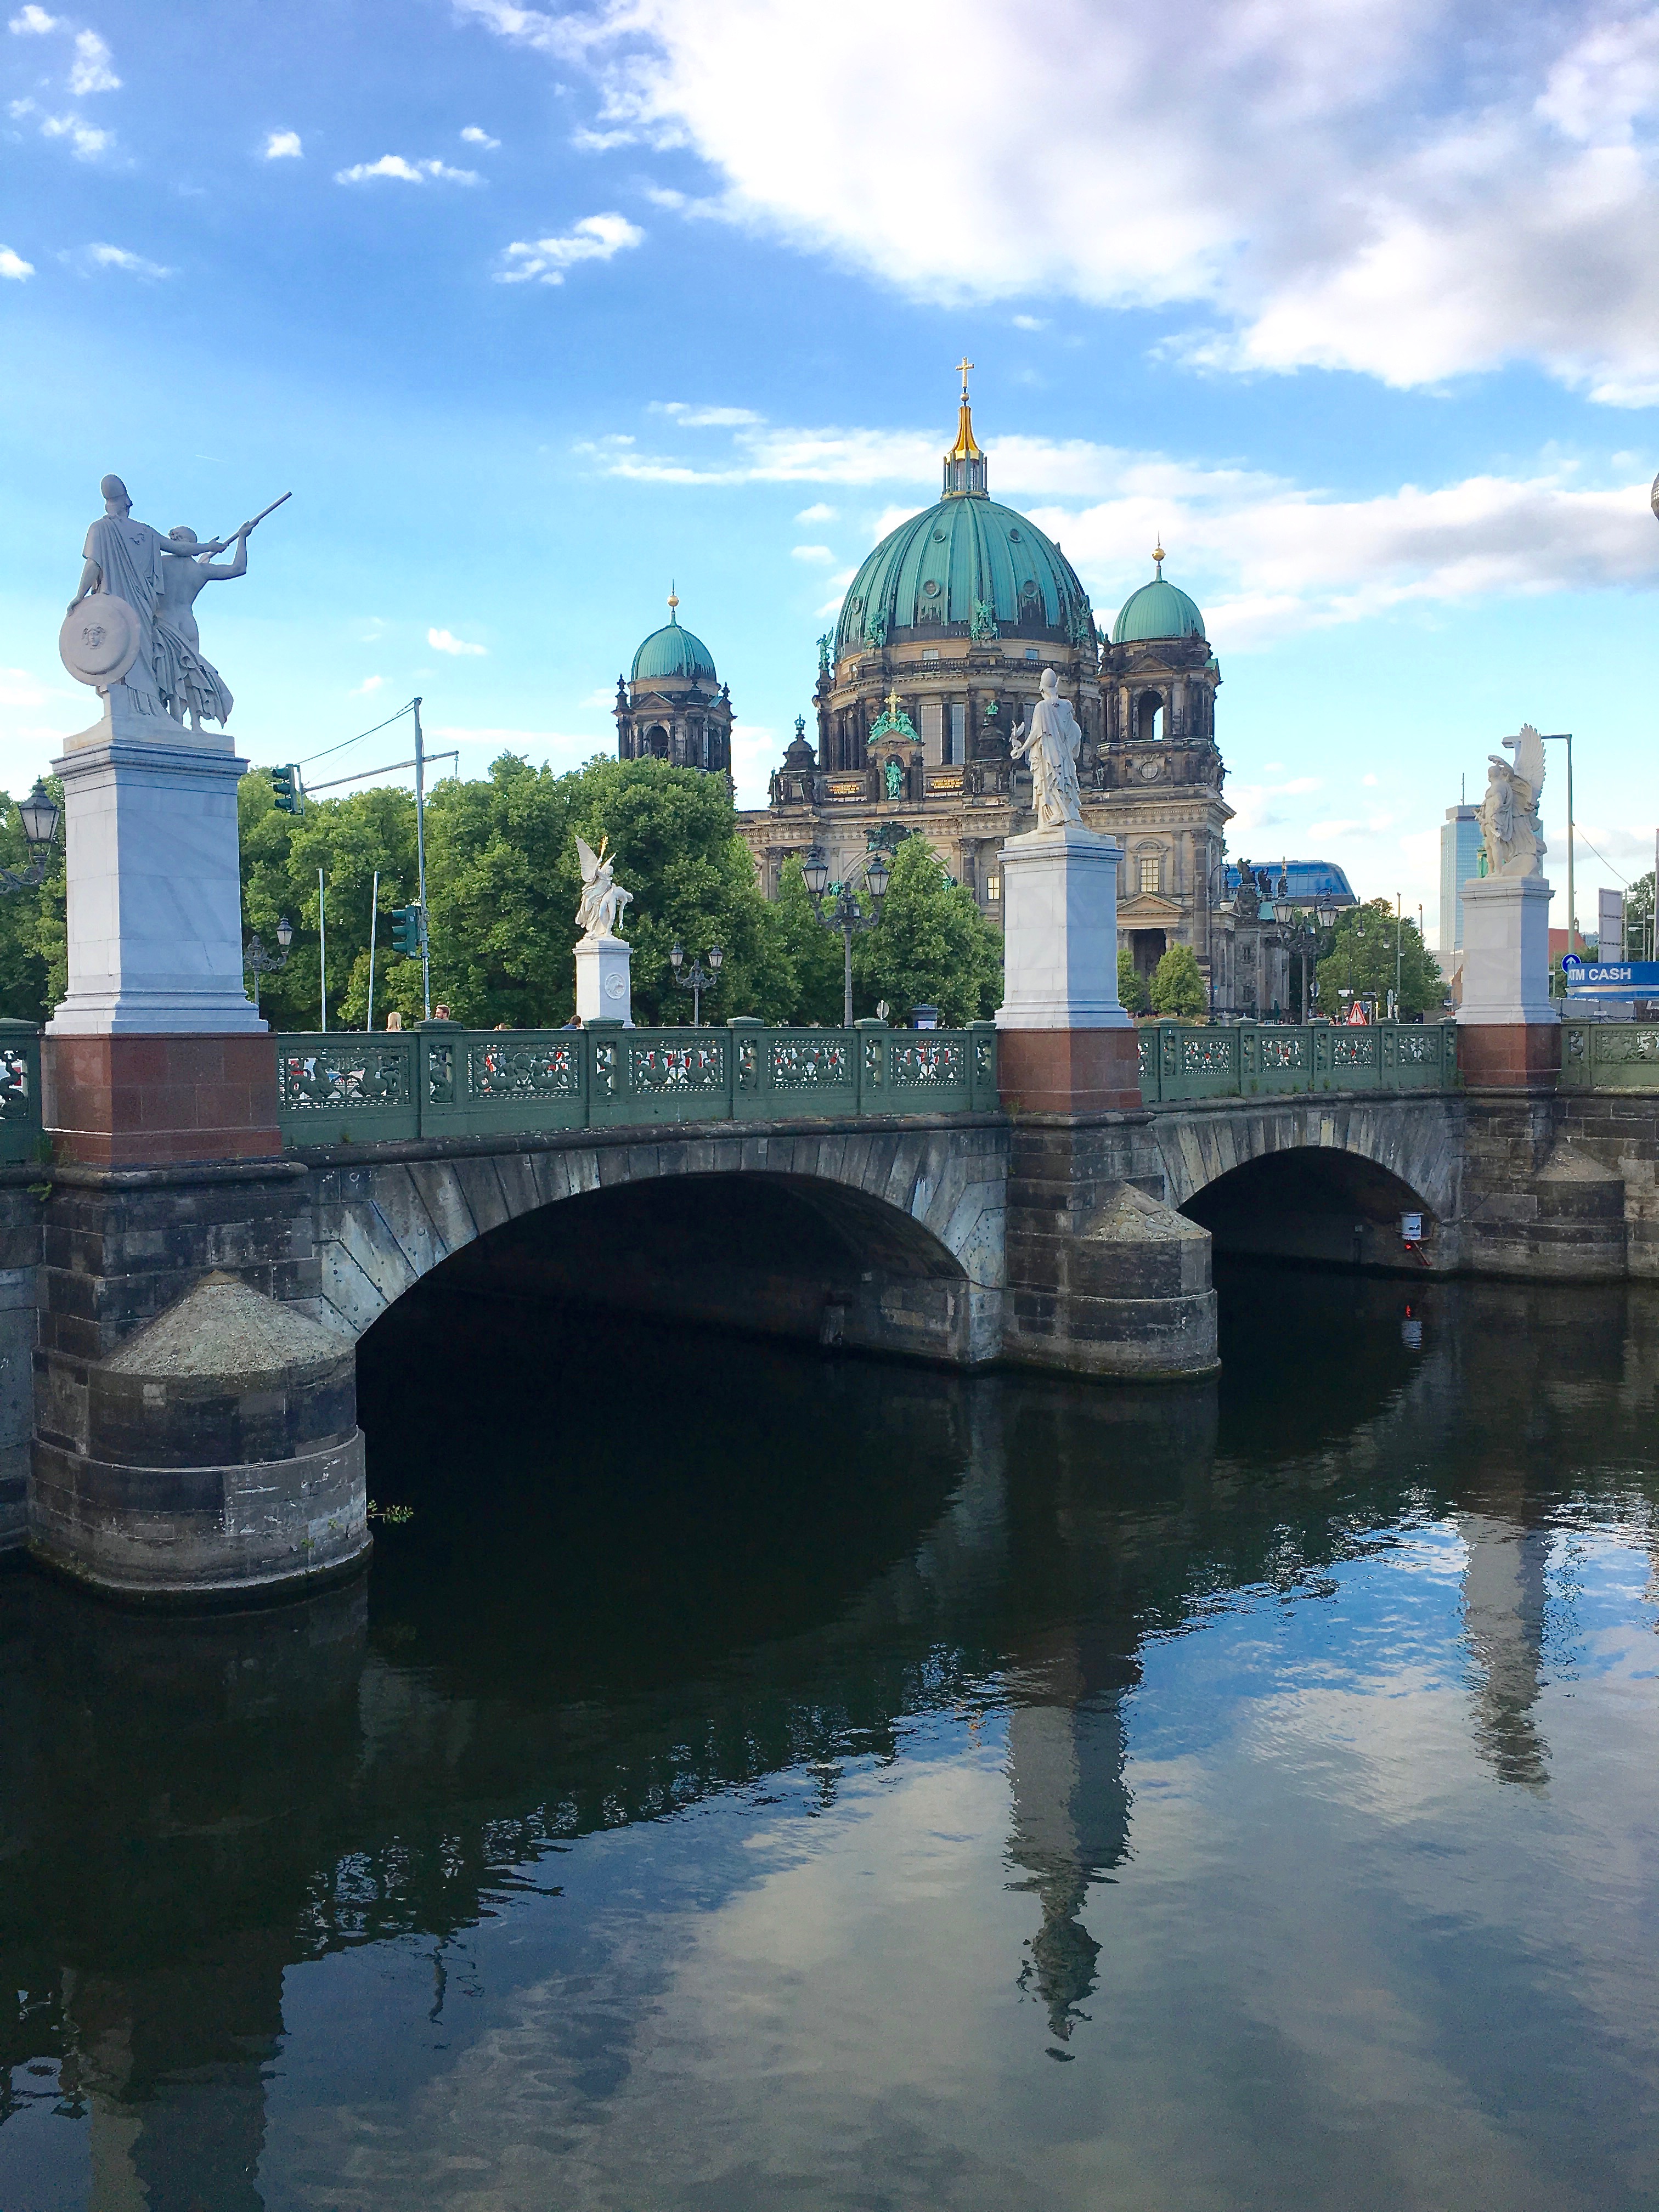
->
245;914;294;1013
1276;896;1340;1022
669;938;723;1025
803;843;891;1027
0;779;61;894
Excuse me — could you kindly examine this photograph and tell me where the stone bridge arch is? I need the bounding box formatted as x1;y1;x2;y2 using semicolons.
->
1148;1096;1465;1271
308;1119;1009;1368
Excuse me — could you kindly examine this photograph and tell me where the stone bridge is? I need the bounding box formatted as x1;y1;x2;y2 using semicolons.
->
10;1023;1658;1605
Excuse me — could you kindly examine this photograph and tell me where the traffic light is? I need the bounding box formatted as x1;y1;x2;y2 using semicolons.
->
269;764;302;815
390;904;425;957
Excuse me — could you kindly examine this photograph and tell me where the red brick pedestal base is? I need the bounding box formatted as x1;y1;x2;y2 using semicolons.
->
996;1026;1142;1115
1457;1022;1560;1090
43;1033;283;1167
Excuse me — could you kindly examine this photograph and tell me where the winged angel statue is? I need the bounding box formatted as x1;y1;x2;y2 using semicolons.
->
1478;724;1546;879
574;834;633;940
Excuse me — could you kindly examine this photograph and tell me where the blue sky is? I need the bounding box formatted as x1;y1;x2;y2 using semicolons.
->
5;0;1659;937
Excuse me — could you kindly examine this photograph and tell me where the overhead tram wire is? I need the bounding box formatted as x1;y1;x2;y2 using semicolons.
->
304;751;458;795
297;699;419;771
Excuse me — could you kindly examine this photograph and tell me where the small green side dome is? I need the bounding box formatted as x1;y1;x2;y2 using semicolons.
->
1111;574;1205;645
631;617;716;685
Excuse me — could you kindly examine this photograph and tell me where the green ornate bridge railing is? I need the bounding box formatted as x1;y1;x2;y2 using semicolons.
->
275;1019;1001;1149
1136;1019;1460;1103
1560;1017;1659;1090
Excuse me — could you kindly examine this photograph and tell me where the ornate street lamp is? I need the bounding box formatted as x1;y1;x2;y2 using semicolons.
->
803;842;890;1026
0;779;61;894
669;938;723;1025
244;914;294;1013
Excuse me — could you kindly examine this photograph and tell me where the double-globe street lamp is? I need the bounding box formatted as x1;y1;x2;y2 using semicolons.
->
1270;882;1340;1022
669;938;723;1026
802;843;891;1028
244;915;294;1013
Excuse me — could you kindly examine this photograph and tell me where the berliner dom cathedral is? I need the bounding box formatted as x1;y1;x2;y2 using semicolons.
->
617;373;1351;1012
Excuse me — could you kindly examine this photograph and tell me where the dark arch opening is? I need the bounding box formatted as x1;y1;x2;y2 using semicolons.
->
1135;690;1164;743
1182;1147;1438;1273
359;1170;975;1368
645;723;669;758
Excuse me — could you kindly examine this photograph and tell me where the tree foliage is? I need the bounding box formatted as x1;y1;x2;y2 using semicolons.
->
1117;946;1149;1016
1313;899;1444;1018
1149;941;1206;1018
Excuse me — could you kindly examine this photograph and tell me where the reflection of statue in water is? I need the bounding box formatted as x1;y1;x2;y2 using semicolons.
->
1010;669;1084;830
1477;723;1546;879
574;835;634;940
1006;1654;1135;2044
1460;1512;1550;1787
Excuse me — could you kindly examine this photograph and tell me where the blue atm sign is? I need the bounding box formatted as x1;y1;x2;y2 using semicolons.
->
1562;956;1659;991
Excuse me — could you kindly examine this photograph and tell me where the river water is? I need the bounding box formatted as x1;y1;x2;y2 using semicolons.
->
3;1265;1659;2210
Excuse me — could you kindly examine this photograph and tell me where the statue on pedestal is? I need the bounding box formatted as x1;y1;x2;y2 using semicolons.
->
574;835;633;939
1011;669;1084;830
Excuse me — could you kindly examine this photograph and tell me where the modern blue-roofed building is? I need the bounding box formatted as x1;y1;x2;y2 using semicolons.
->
1225;861;1357;907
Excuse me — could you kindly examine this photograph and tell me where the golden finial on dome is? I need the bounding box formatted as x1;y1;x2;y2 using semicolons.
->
667;582;679;621
1153;538;1165;577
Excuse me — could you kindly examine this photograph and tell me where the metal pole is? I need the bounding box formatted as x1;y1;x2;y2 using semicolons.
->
1566;732;1576;956
318;866;327;1032
366;867;379;1032
1396;892;1403;1014
843;916;854;1029
413;696;431;1019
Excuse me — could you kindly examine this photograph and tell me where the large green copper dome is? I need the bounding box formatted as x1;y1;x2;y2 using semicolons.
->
631;612;717;685
833;495;1094;658
1111;569;1206;645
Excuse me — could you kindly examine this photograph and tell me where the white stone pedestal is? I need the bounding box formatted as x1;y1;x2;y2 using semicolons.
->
995;823;1132;1032
48;709;263;1036
575;934;633;1026
1457;876;1557;1029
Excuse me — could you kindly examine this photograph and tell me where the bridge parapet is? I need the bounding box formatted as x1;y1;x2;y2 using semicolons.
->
1136;1020;1459;1103
1560;1018;1659;1090
274;1020;1001;1149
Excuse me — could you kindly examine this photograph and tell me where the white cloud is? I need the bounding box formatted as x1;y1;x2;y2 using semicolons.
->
7;4;58;30
496;210;643;283
38;110;106;157
457;0;1659;405
263;129;302;160
1362;772;1380;787
795;501;837;522
67;26;116;92
580;684;621;707
0;667;61;707
1011;314;1047;331
427;627;488;656
583;401;1659;645
650;400;763;426
791;544;835;563
0;246;32;279
348;674;383;697
335;154;482;185
75;241;169;276
460;125;500;148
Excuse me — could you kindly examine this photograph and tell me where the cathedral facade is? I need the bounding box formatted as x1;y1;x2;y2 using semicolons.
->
624;385;1350;1014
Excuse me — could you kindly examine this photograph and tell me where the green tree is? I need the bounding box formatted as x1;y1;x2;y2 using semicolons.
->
1314;899;1444;1018
1623;870;1655;959
1149;940;1206;1017
0;785;65;1022
850;837;1003;1026
1117;946;1149;1016
772;855;852;1025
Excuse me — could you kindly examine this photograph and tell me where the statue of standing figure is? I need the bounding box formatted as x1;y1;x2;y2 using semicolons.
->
1478;723;1547;879
1011;668;1084;829
64;476;286;731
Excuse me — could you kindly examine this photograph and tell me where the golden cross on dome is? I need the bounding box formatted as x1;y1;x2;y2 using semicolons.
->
956;357;974;399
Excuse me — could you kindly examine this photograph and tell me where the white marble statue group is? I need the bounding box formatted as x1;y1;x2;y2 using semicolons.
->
574;834;633;940
1479;723;1547;880
60;474;288;735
